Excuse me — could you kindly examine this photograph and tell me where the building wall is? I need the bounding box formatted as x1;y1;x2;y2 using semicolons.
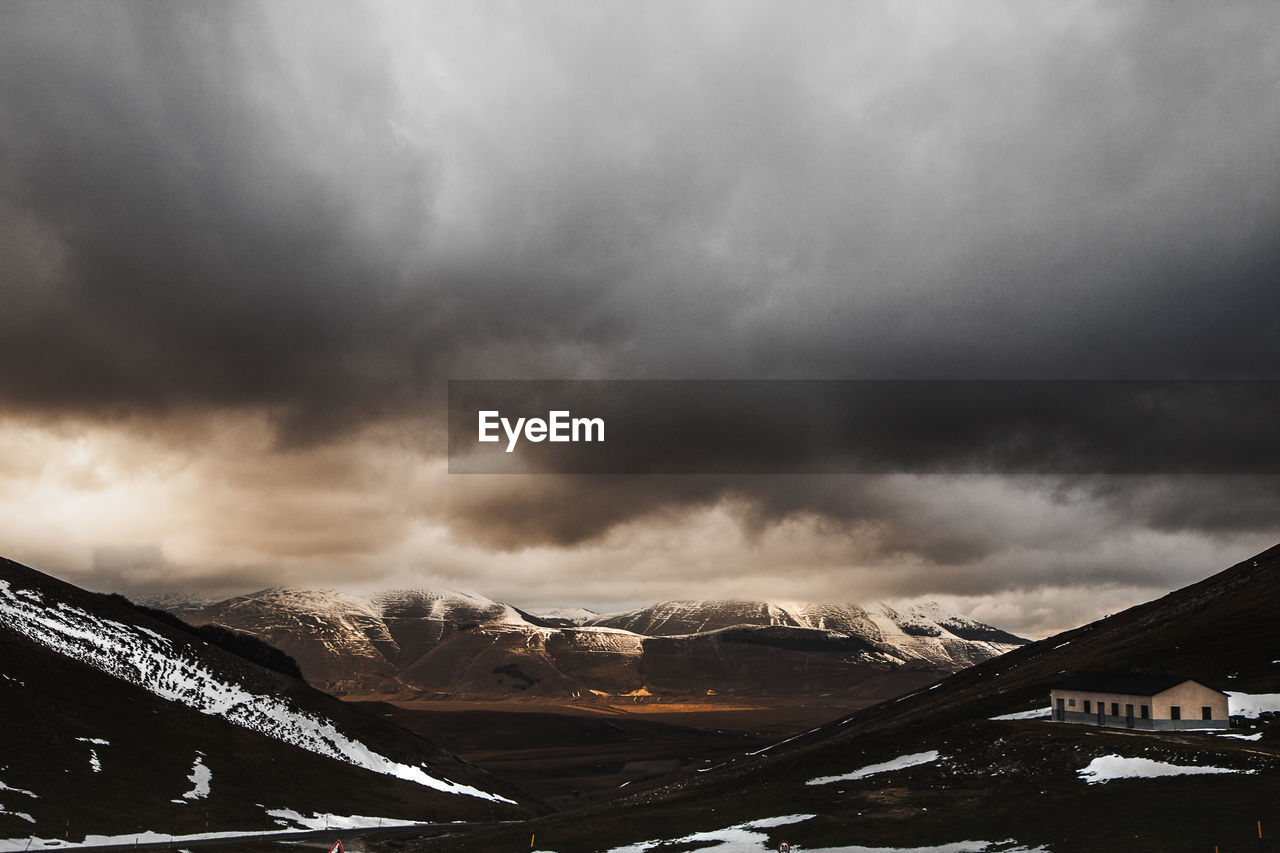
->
1049;682;1229;729
1152;682;1230;722
1051;688;1159;721
1053;709;1228;730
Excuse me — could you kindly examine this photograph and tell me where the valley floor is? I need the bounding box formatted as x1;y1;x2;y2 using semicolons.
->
349;698;875;808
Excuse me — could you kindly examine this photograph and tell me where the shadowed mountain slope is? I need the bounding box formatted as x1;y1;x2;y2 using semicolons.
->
0;558;541;845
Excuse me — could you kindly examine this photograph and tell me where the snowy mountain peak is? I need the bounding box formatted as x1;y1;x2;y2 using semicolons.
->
586;598;1026;671
529;607;601;625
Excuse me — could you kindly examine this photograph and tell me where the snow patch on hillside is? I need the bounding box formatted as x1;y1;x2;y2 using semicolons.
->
1226;691;1280;717
603;814;815;853
182;753;210;800
597;812;1043;853
0;776;38;828
1078;754;1255;784
0;580;513;804
0;780;36;799
72;738;109;774
0;811;427;851
808;750;941;785
265;809;420;830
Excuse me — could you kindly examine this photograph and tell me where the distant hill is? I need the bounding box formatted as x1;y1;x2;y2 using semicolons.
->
0;558;540;845
185;589;1026;702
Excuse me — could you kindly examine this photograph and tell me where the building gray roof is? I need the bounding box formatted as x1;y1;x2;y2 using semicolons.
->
1049;672;1222;696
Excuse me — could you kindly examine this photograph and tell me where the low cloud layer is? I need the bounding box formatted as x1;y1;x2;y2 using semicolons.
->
2;2;1279;636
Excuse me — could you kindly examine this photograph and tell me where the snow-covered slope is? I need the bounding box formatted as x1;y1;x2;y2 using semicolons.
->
0;558;539;843
0;579;507;802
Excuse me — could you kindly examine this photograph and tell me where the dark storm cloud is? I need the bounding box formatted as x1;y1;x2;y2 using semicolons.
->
0;2;626;442
0;2;426;427
1084;476;1280;537
4;3;1280;422
2;0;1280;582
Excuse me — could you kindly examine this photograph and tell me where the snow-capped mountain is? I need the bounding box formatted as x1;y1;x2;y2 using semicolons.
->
588;599;1025;669
186;588;1025;701
0;558;538;844
189;586;536;694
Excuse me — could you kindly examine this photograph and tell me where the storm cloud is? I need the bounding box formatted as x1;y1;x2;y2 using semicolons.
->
2;1;1279;636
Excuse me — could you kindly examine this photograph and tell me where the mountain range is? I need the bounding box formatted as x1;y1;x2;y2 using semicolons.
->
182;589;1028;702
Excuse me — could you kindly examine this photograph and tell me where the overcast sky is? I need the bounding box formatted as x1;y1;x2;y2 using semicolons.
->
2;1;1279;637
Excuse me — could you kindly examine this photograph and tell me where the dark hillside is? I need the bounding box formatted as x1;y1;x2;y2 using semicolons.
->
410;544;1280;853
0;557;541;844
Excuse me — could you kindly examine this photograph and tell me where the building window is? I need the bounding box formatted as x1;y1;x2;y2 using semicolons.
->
1202;706;1213;720
1112;702;1120;716
1125;704;1134;718
1083;700;1091;713
1068;698;1076;707
1171;706;1181;720
1141;705;1149;719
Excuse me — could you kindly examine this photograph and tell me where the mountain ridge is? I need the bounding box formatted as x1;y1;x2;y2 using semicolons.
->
184;588;1026;701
